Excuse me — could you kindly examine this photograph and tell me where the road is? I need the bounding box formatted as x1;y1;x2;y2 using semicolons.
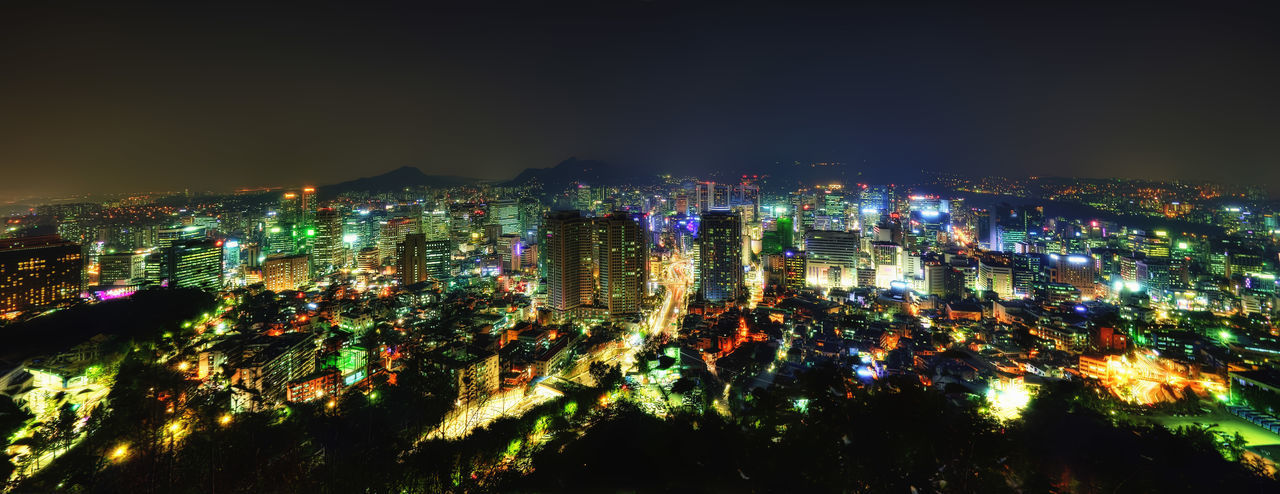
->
425;252;693;440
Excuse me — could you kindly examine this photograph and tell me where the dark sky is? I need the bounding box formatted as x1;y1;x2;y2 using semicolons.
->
2;0;1278;200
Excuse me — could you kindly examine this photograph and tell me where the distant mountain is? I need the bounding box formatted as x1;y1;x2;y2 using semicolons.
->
318;166;478;197
506;157;660;189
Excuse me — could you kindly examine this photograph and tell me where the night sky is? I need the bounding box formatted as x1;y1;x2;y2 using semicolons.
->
2;1;1278;200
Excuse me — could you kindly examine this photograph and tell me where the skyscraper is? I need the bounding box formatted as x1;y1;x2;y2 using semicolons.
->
263;253;311;292
312;207;344;272
698;212;742;302
168;238;223;293
544;211;594;318
424;239;451;283
397;233;428;286
597;213;648;319
99;251;145;286
0;235;83;314
978;255;1014;299
803;230;859;288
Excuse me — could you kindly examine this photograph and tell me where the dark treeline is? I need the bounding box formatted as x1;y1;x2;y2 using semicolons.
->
14;360;1277;493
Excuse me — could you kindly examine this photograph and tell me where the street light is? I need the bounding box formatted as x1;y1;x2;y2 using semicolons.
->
218;414;232;426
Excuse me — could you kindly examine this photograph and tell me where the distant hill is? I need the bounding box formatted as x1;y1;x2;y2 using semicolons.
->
506;157;660;189
318;166;478;198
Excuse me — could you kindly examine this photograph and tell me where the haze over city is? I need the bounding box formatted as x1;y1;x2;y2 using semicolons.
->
3;0;1279;200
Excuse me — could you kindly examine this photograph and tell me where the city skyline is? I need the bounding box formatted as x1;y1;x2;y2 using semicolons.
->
4;1;1280;492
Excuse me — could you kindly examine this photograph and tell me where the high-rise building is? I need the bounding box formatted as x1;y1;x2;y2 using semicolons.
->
784;250;806;291
1049;253;1097;296
978;256;1014;299
300;187;317;223
424;240;451;282
870;241;902;288
698;212;743;302
263;253;311;292
803;230;858;288
397;233;428;286
312;208;344;272
597;213;648;319
280;191;303;224
422;208;450;242
156;226;206;251
922;263;950;297
99;251;145;286
0;236;83;314
493;199;521;236
378;217;420;266
356;247;380;273
544;211;595;318
167;238;223;293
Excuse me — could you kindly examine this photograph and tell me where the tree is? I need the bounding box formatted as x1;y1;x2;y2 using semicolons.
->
588;361;622;390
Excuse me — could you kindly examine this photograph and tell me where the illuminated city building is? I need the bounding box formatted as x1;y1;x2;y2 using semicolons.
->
424;240;451;282
978;255;1014;299
698;211;743;302
311;207;344;272
430;344;500;405
803;230;858;288
0;235;83;314
544;211;595;319
378;217;420;266
397;233;429;286
98;250;145;286
1049;253;1097;296
263;253;310;292
784;250;806;291
167;238;223;293
596;212;648;319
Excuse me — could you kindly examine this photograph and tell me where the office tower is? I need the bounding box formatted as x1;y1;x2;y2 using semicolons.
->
397;233;428;286
167;238;223;293
1133;231;1171;258
545;211;595;318
784;250;806;291
300;187;317;223
1011;253;1043;297
378;217;420;266
156;226;206;251
761;216;795;255
264;214;295;254
1049;253;1097;296
449;204;479;246
424;240;451;282
493;199;521;236
922;263;950;297
312;208;344;272
694;182;759;214
222;239;242;271
870;241;902;288
99;251;145;286
422;208;450;241
497;234;522;272
698;212;743;302
518;197;543;240
263;253;311;292
280;191;303;224
597;213;648;319
803;230;858;288
356;247;380;272
0;236;83;314
978;256;1014;299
